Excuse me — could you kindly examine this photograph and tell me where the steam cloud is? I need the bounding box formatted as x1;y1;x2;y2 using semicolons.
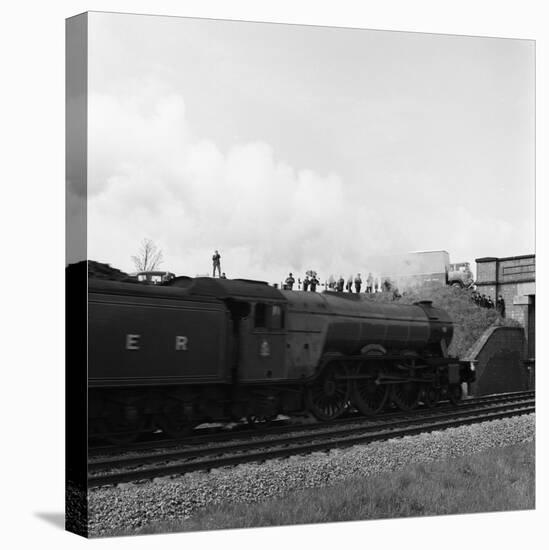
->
81;84;520;283
85;85;418;282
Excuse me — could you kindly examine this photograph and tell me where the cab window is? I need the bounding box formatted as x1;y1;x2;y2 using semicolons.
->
254;303;267;328
254;303;285;330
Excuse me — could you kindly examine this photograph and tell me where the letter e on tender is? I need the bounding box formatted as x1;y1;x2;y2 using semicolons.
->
126;334;141;350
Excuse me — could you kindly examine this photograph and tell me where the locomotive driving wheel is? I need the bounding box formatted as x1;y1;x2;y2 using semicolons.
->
305;363;350;421
351;375;389;416
391;381;421;411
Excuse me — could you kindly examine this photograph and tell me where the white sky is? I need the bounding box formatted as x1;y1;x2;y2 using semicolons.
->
77;12;535;283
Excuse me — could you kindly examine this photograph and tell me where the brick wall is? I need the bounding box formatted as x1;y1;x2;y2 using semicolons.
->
498;256;535;282
476;255;535;299
464;326;529;395
476;257;497;287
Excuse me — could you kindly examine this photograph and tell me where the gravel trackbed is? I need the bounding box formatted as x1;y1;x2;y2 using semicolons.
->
88;414;535;537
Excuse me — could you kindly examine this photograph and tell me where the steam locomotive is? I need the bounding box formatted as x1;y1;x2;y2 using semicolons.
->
88;275;475;443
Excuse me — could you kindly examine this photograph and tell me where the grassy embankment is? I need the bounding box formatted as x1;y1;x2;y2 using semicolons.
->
124;440;534;535
363;285;519;358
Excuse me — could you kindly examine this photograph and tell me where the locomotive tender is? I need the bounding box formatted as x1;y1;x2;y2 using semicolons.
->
88;275;475;442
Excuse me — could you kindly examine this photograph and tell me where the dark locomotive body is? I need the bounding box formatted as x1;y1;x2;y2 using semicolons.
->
88;276;474;442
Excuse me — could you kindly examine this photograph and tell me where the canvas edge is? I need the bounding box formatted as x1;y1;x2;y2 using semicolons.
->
65;11;89;538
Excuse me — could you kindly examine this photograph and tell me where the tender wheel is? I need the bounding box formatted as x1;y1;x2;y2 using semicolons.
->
391;381;421;411
157;399;193;439
351;377;389;416
102;404;144;445
447;384;462;405
422;385;440;408
305;363;350;421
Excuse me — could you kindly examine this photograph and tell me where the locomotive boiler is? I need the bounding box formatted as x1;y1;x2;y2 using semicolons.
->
87;275;474;442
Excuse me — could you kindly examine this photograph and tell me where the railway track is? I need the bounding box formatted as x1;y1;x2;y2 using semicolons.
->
89;390;534;455
88;390;534;488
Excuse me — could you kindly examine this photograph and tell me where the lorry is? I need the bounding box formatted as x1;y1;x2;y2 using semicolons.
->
366;250;474;290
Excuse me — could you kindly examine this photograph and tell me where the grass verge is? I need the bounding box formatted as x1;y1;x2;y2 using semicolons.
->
122;440;534;536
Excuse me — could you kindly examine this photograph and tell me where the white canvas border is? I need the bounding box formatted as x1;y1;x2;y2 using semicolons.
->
1;1;545;549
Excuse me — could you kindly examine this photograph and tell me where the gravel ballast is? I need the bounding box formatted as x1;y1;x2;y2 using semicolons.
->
88;414;535;536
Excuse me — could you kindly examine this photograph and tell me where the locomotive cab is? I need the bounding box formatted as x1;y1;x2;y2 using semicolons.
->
173;277;289;383
237;300;287;382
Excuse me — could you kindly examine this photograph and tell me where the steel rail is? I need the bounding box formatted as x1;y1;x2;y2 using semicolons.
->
89;390;535;456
